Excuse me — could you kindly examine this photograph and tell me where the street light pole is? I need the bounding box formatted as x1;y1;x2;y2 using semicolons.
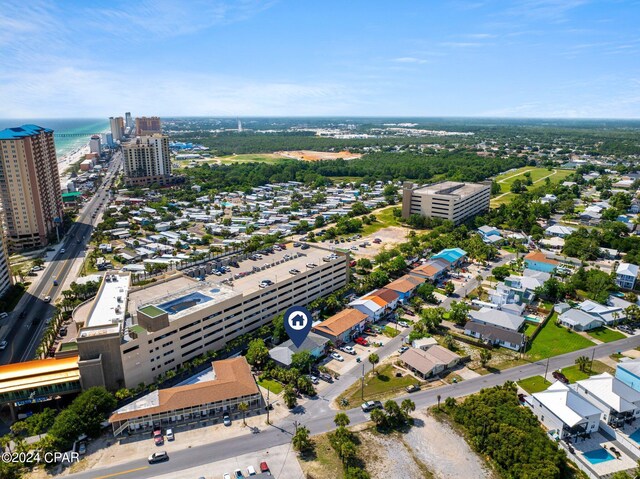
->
266;386;270;425
361;360;365;400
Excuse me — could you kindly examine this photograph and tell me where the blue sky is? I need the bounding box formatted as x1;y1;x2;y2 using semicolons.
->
1;0;639;118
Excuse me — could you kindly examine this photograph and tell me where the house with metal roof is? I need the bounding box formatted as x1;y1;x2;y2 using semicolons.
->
616;262;639;290
524;381;601;440
557;308;604;331
431;248;467;267
616;359;640;393
468;307;525;332
409;258;449;282
463;321;525;351
268;332;329;368
573;373;640;428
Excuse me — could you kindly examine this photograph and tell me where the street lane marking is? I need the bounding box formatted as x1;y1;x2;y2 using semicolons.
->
93;466;149;479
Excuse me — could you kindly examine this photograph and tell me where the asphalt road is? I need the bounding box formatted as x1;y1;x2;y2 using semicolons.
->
65;333;640;479
0;151;122;365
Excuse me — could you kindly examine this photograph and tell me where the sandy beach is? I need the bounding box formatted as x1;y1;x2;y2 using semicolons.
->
57;143;91;187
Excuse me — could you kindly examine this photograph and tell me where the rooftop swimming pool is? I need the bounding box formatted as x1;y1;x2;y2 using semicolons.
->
583;448;614;465
158;291;212;315
630;429;640;444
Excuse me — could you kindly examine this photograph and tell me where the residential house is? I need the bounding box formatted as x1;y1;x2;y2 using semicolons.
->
431;248;467;268
312;308;368;345
478;226;503;245
411;337;438;350
616;359;640;393
524;251;559;273
349;298;385;321
616;262;639;290
361;288;399;314
463;321;525;351
544;225;576;238
468;307;526;332
399;345;461;379
577;296;630;325
268;332;329;368
557;309;604;331
573;373;640;428
385;275;425;302
409;258;449;282
524;381;601;440
490;271;548;307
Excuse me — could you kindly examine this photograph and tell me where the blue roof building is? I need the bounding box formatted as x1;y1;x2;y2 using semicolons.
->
0;124;53;140
431;248;467;267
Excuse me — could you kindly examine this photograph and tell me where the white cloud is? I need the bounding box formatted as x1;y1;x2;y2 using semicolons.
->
392;57;429;64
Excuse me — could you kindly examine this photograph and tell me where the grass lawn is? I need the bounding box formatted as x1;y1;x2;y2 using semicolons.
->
298;432;344;479
361;206;402;236
383;325;400;338
524;323;538;338
526;313;595;361
257;378;283;395
518;376;550;394
336;363;419;407
587;327;626;343
561;360;614;383
217;153;283;164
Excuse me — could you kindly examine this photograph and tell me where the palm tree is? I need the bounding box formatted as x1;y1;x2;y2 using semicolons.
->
334;412;350;428
370;408;386;427
575;355;590;373
479;349;492;368
401;399;416;417
291;425;312;453
368;353;380;374
238;401;248;426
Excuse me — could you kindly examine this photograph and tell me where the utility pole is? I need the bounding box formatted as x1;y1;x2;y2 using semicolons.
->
361;360;365;400
590;347;596;372
544;357;550;382
266;386;270;425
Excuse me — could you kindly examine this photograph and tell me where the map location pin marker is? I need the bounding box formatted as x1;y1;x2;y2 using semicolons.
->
284;305;312;348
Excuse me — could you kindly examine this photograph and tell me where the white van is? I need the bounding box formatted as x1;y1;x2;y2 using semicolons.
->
0;312;8;319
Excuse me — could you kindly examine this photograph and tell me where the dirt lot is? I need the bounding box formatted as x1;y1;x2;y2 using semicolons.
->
317;225;412;261
276;150;362;161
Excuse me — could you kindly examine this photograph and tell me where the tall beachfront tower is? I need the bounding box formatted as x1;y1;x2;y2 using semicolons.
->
125;112;133;129
109;116;124;142
122;134;172;186
135;116;162;136
0;125;64;252
0;222;12;297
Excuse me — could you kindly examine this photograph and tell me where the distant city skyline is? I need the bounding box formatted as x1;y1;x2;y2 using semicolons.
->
1;0;639;119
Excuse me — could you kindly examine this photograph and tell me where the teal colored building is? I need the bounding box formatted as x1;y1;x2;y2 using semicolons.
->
616;360;640;392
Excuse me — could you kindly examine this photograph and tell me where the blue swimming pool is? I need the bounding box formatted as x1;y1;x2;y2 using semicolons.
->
630;429;640;444
159;292;212;314
583;448;614;464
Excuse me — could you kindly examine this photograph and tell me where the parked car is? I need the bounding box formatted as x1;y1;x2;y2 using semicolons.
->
289;268;300;275
331;352;344;362
223;413;231;426
398;346;409;354
552;371;569;384
223;473;232;479
247;465;257;476
166;428;174;441
148;451;169;464
406;384;420;393
153;428;163;445
234;469;244;479
398;321;409;328
43;296;51;302
318;372;333;383
308;375;319;384
259;461;271;475
361;400;383;412
340;345;356;355
354;337;369;346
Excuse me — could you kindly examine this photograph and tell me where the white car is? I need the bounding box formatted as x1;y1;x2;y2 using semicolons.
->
340;345;356;355
223;474;231;479
166;428;174;441
398;321;409;328
43;296;51;303
398;346;409;354
0;340;7;350
331;352;344;362
60;248;66;254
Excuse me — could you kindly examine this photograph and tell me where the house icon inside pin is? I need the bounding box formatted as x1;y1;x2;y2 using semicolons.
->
289;312;307;329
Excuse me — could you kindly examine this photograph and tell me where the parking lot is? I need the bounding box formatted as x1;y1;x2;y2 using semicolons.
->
321;319;411;375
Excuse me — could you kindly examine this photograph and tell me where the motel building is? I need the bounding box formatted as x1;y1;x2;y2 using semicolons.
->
0;356;81;421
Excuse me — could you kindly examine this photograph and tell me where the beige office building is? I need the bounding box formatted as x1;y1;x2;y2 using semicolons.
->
0;223;12;297
402;181;491;225
123;134;172;186
0;125;64;252
135;116;162;136
75;245;349;389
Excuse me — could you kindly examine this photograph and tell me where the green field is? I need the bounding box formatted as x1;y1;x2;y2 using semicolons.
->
586;327;626;343
490;167;573;208
518;376;549;394
361;206;402;236
257;378;284;394
383;325;401;338
217;154;283;164
336;363;419;407
561;360;614;383
526;314;595;361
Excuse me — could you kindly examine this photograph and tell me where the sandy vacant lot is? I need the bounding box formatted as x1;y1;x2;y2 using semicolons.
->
276;150;362;161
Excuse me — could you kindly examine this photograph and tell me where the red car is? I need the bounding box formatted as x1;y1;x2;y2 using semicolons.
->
153;429;164;446
260;461;271;475
354;336;369;346
349;260;357;267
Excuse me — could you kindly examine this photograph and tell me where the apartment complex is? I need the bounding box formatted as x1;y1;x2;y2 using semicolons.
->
75;245;349;389
0;124;64;252
89;135;102;154
0;223;12;297
109;117;124;142
125;112;133;129
402;181;491;224
135;116;162;136
122;134;172;186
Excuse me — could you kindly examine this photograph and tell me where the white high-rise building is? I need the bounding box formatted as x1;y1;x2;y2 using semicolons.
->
109;117;124;142
89;135;102;154
125;112;133;129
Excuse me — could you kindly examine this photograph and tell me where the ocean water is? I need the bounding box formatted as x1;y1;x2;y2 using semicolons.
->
0;118;109;158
